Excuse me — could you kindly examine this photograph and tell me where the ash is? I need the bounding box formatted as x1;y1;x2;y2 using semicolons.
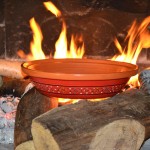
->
0;95;20;144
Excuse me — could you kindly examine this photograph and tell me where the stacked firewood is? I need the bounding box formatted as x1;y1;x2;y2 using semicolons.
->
0;59;150;150
14;68;150;150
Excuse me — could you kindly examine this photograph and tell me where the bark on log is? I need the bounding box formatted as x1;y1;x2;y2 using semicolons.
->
31;89;150;150
14;87;51;149
0;77;30;97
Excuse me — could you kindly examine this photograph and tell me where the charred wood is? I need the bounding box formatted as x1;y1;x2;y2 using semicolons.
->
0;77;30;97
139;68;150;94
14;87;51;149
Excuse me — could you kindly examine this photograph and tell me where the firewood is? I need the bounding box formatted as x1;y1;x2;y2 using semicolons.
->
31;89;150;150
14;87;51;149
139;68;150;94
15;140;35;150
89;119;144;150
0;59;26;79
0;76;3;87
0;77;30;97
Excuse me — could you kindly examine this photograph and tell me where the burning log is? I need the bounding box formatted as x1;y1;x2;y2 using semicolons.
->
14;87;51;149
139;68;150;94
0;77;30;97
0;59;26;79
31;89;150;150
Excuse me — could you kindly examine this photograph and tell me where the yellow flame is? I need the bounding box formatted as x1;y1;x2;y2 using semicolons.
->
17;1;150;103
44;1;84;103
44;1;84;59
43;1;61;17
58;98;80;105
54;22;68;58
112;16;150;87
69;35;84;58
30;18;46;60
17;18;46;60
18;2;84;104
54;22;84;58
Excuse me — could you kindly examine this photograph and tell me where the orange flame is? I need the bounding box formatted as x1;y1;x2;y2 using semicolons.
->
43;1;61;17
44;2;84;59
18;1;150;103
29;18;46;60
17;18;46;60
18;1;84;104
112;16;150;87
54;22;84;58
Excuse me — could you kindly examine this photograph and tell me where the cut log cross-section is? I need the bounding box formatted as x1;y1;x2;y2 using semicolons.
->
31;89;150;150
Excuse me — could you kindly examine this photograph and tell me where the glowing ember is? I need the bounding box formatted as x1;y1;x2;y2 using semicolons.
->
18;1;84;60
112;16;150;87
58;98;80;105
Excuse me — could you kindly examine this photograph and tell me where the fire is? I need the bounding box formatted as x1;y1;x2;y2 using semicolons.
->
17;18;46;60
18;1;84;104
54;22;84;58
112;16;150;87
18;1;84;60
58;98;80;105
17;1;150;103
29;18;46;60
43;1;61;17
44;2;84;58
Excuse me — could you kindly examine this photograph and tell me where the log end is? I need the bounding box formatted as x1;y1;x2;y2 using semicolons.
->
15;140;35;150
89;119;145;150
31;120;60;150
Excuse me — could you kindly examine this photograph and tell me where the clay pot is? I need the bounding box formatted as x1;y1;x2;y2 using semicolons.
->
22;59;138;99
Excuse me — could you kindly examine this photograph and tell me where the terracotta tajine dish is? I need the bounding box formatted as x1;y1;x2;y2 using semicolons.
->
22;59;138;99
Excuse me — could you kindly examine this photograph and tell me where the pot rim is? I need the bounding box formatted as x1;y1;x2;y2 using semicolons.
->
21;58;138;80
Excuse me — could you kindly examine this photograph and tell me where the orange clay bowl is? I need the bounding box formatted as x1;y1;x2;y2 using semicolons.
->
22;59;138;99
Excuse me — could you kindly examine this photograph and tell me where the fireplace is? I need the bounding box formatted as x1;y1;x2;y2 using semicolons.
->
0;0;150;59
0;0;150;150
